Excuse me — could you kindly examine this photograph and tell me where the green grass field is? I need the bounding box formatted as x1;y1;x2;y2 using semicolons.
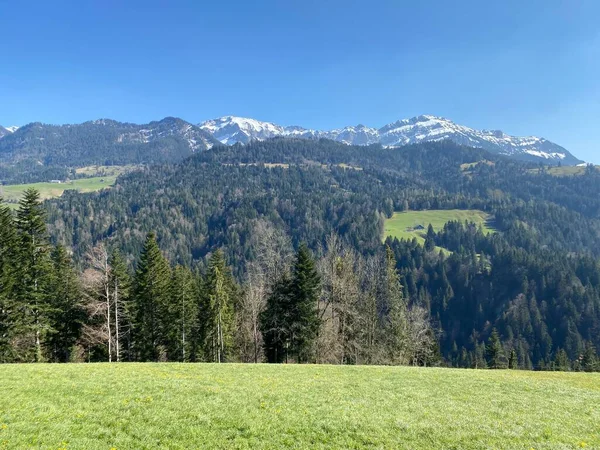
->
384;209;494;244
0;364;598;449
527;166;600;177
0;176;118;208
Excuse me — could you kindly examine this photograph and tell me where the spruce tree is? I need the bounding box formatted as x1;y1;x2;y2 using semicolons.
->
0;198;17;361
582;342;598;372
133;233;171;361
486;328;507;369
47;245;84;362
424;224;436;252
261;274;292;363
200;250;236;363
508;348;518;370
169;265;198;362
288;243;320;363
14;189;53;362
385;245;408;364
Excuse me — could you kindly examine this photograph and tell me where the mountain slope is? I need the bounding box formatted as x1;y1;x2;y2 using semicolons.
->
0;117;219;173
199;115;581;165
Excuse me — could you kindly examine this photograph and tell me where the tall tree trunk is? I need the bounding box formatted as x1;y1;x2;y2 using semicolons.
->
114;281;120;362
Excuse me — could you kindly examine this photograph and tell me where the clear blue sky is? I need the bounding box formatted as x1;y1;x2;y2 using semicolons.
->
1;0;599;162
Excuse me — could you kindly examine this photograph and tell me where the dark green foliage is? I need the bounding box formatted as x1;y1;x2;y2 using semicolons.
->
168;265;198;362
262;274;293;363
198;250;238;363
288;244;321;362
262;244;320;363
0;198;17;361
581;342;598;372
132;232;171;361
14;189;53;362
46;246;84;362
487;329;507;369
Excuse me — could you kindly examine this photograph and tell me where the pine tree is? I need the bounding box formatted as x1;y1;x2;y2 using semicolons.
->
133;233;171;361
200;250;237;363
0;198;17;361
168;265;198;362
486;328;507;369
288;243;320;363
14;189;53;362
47;246;84;362
553;348;571;371
582;342;598;372
508;348;518;369
261;274;292;363
424;224;436;252
384;245;408;364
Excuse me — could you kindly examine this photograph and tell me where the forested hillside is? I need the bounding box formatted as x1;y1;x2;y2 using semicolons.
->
0;117;218;184
1;138;600;369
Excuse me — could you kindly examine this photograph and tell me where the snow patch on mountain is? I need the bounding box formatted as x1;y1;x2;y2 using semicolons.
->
199;115;580;165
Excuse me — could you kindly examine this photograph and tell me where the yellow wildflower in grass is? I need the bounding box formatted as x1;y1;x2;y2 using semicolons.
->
579;442;587;448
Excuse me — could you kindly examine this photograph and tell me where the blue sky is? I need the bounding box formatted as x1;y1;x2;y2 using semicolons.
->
1;0;599;162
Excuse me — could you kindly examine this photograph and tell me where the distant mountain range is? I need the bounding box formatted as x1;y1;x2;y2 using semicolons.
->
0;117;218;167
0;114;582;171
198;115;582;165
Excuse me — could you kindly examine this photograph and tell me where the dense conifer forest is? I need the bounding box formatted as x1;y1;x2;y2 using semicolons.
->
1;138;599;370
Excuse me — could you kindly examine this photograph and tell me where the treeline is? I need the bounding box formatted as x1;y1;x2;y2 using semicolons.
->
2;191;599;371
0;191;437;365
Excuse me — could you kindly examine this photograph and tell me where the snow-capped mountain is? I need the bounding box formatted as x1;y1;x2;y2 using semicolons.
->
0;125;18;139
199;115;581;165
108;117;217;152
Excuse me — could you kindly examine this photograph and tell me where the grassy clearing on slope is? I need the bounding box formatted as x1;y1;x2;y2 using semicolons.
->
0;176;118;208
0;364;598;449
74;165;136;177
384;209;494;244
527;166;600;177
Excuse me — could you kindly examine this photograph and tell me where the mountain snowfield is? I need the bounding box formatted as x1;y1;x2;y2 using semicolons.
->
0;125;19;138
199;115;581;165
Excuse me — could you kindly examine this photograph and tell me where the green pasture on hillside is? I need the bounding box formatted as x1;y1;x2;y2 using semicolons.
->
384;209;494;244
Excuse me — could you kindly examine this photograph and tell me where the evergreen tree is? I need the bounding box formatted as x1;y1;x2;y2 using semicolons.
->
133;233;171;361
261;274;292;363
424;224;436;252
46;246;84;362
486;328;507;369
288;243;321;363
384;245;408;364
0;198;17;361
508;348;518;369
200;250;237;363
582;342;598;372
168;265;198;362
14;189;53;362
553;348;571;371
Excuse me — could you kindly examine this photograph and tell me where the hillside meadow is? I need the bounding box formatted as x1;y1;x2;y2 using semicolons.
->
383;209;494;244
0;364;598;449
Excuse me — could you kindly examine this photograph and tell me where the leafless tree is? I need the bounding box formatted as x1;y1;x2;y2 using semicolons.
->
81;244;112;362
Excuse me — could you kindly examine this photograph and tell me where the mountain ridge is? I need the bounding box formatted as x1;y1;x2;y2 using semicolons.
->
198;114;581;165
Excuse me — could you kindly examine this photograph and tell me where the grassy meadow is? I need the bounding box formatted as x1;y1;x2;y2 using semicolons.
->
0;364;598;449
0;165;137;208
383;209;494;244
0;177;117;208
